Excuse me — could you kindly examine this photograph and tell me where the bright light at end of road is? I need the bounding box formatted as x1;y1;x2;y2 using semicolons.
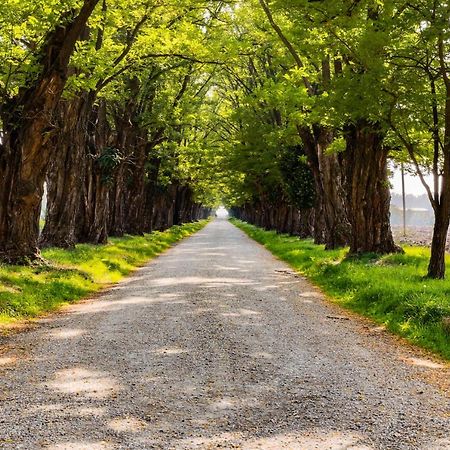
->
216;206;229;218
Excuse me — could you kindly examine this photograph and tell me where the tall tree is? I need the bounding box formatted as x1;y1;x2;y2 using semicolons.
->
0;0;100;262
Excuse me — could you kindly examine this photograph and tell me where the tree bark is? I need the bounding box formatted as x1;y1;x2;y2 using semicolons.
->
124;139;148;235
76;100;111;244
40;94;92;248
427;80;450;278
428;207;450;279
297;126;351;249
344;121;400;255
142;157;161;232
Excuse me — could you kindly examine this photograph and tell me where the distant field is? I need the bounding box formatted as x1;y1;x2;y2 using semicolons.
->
392;226;450;251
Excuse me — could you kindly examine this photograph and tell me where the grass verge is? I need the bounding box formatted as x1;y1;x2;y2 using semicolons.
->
0;221;208;326
231;218;450;360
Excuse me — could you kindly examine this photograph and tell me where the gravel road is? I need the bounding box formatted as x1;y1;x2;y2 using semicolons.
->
0;219;449;450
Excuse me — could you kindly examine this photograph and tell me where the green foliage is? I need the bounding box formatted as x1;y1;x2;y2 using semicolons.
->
232;219;450;360
97;146;123;184
0;221;208;324
279;146;315;209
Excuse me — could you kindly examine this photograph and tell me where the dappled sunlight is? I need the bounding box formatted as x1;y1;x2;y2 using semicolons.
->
69;294;189;315
208;397;236;411
75;407;108;417
0;356;16;366
254;284;285;291
152;347;188;355
47;442;114;450
48;328;86;339
171;430;375;450
406;357;445;370
173;432;243;449
221;312;243;317
112;296;176;306
191;307;215;314
299;291;323;299
213;264;248;271
241;430;375;450
221;308;261;318
158;293;183;299
151;276;252;287
30;404;107;418
48;368;120;399
108;416;146;433
252;351;274;359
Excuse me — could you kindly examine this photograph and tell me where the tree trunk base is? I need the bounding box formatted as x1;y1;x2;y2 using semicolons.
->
0;249;44;265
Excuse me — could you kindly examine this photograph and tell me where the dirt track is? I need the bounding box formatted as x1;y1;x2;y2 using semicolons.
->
0;219;449;449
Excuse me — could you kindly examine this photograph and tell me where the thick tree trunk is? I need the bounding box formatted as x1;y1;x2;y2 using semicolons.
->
179;188;194;224
124;140;148;235
344;121;400;255
173;185;191;226
142;157;161;232
77;101;111;244
0;127;50;263
40;95;92;248
109;94;137;236
297;126;351;249
298;208;314;238
152;185;176;231
0;0;99;263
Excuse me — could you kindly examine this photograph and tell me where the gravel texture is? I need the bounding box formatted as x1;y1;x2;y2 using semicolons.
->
0;219;449;450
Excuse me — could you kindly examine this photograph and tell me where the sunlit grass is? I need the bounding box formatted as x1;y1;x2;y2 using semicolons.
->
0;221;208;325
231;219;450;360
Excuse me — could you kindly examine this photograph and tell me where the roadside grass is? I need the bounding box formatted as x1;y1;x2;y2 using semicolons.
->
231;219;450;360
0;221;208;325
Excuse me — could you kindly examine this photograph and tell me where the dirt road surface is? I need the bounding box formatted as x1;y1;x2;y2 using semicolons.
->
1;219;449;449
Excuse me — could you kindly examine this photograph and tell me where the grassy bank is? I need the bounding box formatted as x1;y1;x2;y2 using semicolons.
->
231;219;450;360
0;221;208;326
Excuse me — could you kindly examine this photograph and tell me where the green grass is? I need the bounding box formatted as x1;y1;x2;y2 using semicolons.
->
0;221;208;325
231;218;450;360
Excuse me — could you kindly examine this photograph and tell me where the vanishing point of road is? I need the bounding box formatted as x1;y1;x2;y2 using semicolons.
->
1;219;449;449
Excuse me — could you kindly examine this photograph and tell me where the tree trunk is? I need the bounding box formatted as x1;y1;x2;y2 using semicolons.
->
152;185;176;231
109;163;126;237
173;184;186;226
142;157;161;232
297;125;351;249
124;140;148;235
0;0;99;263
427;89;450;278
344;121;400;255
77;101;111;244
428;207;450;279
298;208;314;238
40;95;92;248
